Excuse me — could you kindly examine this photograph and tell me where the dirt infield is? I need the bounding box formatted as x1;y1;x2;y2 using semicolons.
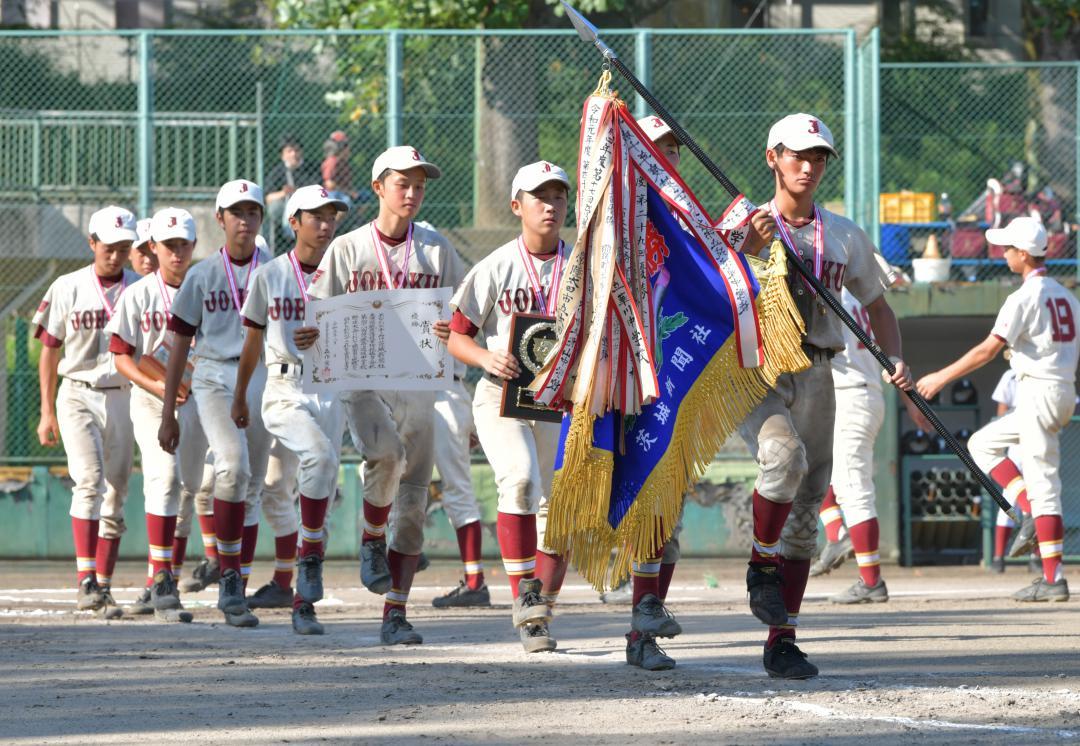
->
1;559;1077;745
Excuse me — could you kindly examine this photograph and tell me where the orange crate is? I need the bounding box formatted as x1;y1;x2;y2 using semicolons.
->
881;191;935;223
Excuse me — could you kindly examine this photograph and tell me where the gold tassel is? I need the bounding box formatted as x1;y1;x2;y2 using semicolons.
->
545;239;811;590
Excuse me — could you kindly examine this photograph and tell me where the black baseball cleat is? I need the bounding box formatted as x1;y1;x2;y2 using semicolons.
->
292;601;325;635
76;576;105;611
150;570;182;611
360;540;392;595
763;638;819;680
990;557;1006;574
520;621;557;653
746;562;788;626
512;578;553;628
631;594;682;638
1007;512;1037;558
625;632;675;670
180;556;221;593
380;609;422;645
296;554;324;604
125;586;155;616
246;579;294;609
809;536;853;577
1013;576;1069;602
432;580;491;608
155;607;194;623
96;587;124;620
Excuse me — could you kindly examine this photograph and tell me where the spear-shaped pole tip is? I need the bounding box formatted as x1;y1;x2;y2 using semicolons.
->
560;1;615;58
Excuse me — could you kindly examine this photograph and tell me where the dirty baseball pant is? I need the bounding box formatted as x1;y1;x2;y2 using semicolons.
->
738;358;836;561
59;379;134;539
261;368;345;539
190;359;269;517
345;389;435;555
433;378;482;529
176;453;214;539
830;384;885;528
472;377;558;552
130;386;208;519
968;375;1074;518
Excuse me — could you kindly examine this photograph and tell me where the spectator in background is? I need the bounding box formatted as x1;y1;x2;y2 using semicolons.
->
266;134;320;253
322;131;354;199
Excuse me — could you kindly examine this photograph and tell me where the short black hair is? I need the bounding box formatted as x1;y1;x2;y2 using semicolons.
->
279;133;301;150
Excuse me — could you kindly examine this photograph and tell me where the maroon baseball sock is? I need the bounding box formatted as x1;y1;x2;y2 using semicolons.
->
240;522;259;590
171;535;188;578
848;518;881;586
362;500;391;543
993;525;1011;559
1034;515;1065;583
766;556;811;647
146;513;177;577
496;512;536;598
819;486;844;543
197;513;218;560
95;535;121;588
299;494;329;558
213;498;244;574
535;550;568;602
72;517;99;583
751;491;792;566
383;549;419;620
273;532;298;589
658;561;676;603
631;555;662;606
456;521;485;590
990;459;1029;511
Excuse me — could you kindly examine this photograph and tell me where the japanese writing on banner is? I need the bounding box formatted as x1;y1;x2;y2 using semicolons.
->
302;287;452;393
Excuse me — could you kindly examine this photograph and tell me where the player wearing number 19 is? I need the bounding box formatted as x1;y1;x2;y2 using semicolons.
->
917;216;1078;602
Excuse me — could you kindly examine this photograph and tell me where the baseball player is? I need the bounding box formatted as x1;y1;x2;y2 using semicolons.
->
448;160;578;655
129;218;159;277
34;205;138;617
736;114;911;679
307;145;467;646
158;179;272;628
106;207;203;622
811;273;929;604
917;216;1077;602
430;368;490;608
233;184;348;636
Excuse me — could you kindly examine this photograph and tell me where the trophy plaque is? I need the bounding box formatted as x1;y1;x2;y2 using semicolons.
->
500;312;563;423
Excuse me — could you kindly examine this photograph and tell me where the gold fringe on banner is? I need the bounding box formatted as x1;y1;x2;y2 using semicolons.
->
546;241;810;590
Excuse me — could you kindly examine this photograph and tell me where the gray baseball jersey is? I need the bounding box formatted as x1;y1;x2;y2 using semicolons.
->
240;251;316;366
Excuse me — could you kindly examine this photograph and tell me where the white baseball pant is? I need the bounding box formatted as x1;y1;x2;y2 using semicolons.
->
190;358;269;519
830;384;885;528
433;378;482;529
968;375;1074;518
130;386;208;518
176;453;214;538
58;379;134;539
472;378;557;552
346;389;435;555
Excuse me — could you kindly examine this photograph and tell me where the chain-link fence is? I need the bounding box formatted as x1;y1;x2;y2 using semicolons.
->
879;61;1080;283
0;28;854;460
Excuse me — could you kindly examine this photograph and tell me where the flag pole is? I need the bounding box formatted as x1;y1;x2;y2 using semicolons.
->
559;0;1017;522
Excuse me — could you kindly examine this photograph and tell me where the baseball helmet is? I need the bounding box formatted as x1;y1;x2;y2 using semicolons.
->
901;428;933;455
932;435;949;454
951;378;978;405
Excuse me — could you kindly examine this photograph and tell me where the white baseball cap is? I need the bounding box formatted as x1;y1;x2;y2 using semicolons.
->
216;179;264;210
150;207;196;243
510;161;571;201
371;145;442;182
88;206;138;244
133;218;153;251
286;184;349;218
766;113;838;157
985;216;1048;256
637;115;673;143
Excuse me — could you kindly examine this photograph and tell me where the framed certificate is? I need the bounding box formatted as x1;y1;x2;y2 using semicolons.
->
501;312;563;423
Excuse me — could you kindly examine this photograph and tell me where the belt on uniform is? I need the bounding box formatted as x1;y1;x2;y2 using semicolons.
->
801;343;836;363
274;363;303;375
454;374;463;382
68;379;127;391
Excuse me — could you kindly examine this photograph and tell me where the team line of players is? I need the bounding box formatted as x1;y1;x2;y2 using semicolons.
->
34;112;1077;678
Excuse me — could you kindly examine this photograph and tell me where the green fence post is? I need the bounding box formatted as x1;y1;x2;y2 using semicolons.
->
844;30;856;219
870;27;880;247
387;30;403;149
137;31;154;218
228;117;238;180
634;29;652;120
472;35;482;227
255;81;265;189
1076;62;1079;281
31;117;41;198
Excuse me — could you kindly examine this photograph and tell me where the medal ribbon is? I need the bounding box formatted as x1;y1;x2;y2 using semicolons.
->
770;200;824;294
370;222;413;290
92;272;126;320
287;250;310;299
219;247;260;315
516;236;565;316
154;270;173;319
